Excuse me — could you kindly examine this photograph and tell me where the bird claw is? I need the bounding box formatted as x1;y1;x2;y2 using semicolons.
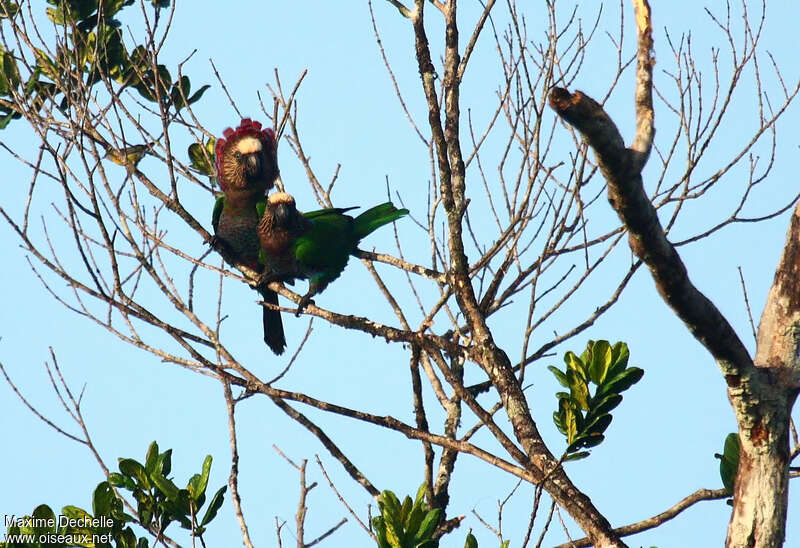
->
295;294;315;317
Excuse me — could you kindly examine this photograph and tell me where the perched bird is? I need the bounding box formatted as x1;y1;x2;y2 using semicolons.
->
105;142;154;169
212;118;285;354
257;192;409;314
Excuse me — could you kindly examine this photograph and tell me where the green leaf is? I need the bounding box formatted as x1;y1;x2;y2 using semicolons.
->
187;84;210;105
118;527;138;548
199;486;226;527
145;441;159;474
561;400;583;443
464;532;478;548
605;341;630;380
381;490;402;522
413;482;426;506
158;448;172;477
61;508;96;546
205;137;216;159
171;489;194;521
399;495;412;523
567;432;604;452
188;140;215;176
563;451;590;462
155;64;171;92
62;505;92;523
169;75;190;110
564;351;587;381
100;483;128;523
588;393;622;419
0;108;21;129
548;365;569;388
101;0;133;18
24;67;41;96
583;413;612;436
150;472;180;502
414;508;441;542
384;517;403;548
553;409;566;435
108;472;135;490
0;49;20;92
118;458;149;488
566;368;589;410
372;516;389;548
403;485;427;537
187;455;212;501
133;64;171;102
600;366;644;397
31;504;57;535
188;142;204;166
587;340;611;384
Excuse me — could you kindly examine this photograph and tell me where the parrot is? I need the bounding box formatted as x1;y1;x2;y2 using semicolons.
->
256;191;409;314
212;118;285;355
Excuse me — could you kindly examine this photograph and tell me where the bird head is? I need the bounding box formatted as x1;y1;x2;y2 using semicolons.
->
259;192;310;254
269;192;297;227
215;118;278;194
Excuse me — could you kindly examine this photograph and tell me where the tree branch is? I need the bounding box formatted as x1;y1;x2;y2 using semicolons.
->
556;488;729;548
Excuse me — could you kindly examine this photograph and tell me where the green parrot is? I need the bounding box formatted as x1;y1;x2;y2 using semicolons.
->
212;118;286;355
256;192;409;314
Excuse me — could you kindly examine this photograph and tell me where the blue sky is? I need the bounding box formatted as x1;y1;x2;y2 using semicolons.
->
1;1;799;547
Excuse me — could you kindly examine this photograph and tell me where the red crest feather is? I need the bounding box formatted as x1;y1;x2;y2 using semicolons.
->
215;118;276;191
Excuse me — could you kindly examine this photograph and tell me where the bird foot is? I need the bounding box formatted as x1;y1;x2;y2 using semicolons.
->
295;294;316;317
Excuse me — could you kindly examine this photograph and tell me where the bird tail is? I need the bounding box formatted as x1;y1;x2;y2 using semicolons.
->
353;202;409;240
260;287;286;355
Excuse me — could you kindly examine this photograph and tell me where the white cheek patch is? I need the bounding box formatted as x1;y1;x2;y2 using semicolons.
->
235;136;263;155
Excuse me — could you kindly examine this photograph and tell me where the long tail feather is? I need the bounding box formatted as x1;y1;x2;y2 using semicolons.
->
260;287;286;355
353;202;409;240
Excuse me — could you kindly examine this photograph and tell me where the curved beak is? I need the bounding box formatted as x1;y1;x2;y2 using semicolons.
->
243;152;262;180
274;203;293;227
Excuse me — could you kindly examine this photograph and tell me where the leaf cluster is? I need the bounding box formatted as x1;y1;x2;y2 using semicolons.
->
0;441;225;548
549;340;644;460
0;0;208;129
372;485;442;548
108;441;226;540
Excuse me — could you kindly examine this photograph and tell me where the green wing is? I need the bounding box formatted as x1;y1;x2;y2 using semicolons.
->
303;206;358;221
211;195;225;233
293;211;354;278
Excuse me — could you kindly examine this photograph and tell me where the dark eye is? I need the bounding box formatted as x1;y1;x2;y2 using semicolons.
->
234;151;243;162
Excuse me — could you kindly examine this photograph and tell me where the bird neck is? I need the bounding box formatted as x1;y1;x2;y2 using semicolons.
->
223;188;262;213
